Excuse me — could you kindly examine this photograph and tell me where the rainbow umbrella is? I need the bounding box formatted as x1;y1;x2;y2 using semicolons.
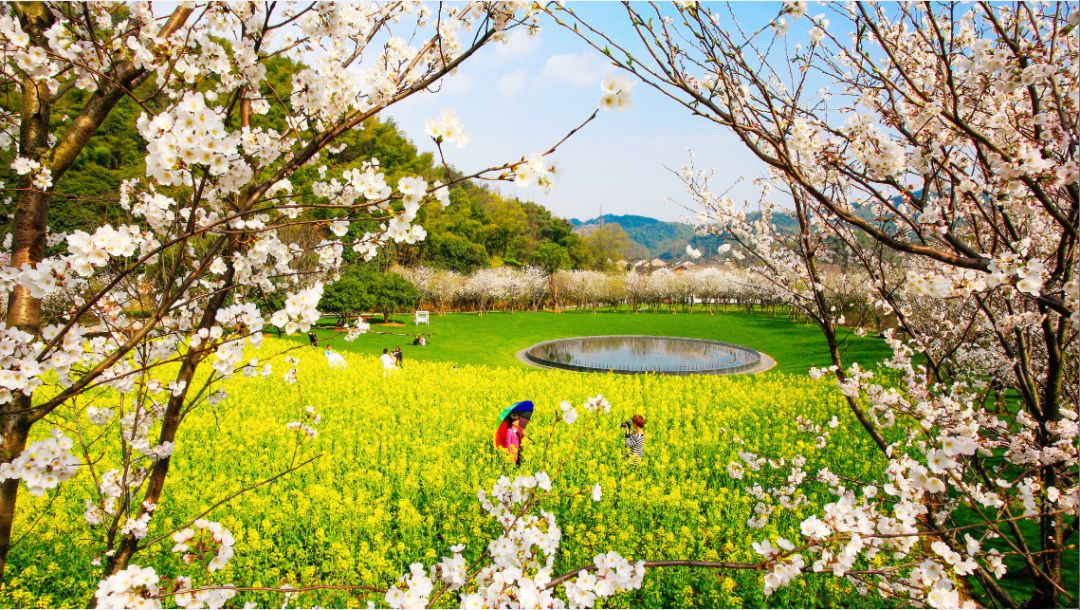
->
494;400;534;449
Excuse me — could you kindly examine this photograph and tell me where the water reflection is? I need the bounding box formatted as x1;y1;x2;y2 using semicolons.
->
525;336;760;375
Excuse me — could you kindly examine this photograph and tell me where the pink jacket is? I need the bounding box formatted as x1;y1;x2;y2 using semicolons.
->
504;427;521;449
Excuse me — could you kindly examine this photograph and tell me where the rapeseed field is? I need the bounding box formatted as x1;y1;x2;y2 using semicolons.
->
3;339;887;608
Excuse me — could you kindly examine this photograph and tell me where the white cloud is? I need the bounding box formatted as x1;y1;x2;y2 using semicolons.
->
484;28;541;66
498;70;528;98
539;52;609;87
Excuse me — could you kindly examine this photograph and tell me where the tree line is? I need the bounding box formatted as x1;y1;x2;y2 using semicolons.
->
317;265;877;328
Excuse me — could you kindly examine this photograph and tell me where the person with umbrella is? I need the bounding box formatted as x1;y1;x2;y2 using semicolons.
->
505;415;524;466
494;401;533;467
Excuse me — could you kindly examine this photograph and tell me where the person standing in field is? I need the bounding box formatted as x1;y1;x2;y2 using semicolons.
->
394;345;404;369
325;346;347;369
505;414;524;467
380;348;397;378
623;414;646;462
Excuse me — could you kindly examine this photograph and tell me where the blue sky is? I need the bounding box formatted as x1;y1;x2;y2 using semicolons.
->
388;2;784;224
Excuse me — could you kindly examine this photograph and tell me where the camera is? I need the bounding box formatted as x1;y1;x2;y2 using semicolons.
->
620;420;632;434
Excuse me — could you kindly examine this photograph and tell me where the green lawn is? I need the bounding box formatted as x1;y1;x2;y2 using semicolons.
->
284;309;890;375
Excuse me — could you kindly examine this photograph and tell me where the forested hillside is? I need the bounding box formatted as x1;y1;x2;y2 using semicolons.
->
0;57;601;274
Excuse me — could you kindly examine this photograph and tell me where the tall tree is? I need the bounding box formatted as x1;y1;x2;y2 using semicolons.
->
0;1;557;590
531;241;572;273
580;223;638;267
554;2;1078;607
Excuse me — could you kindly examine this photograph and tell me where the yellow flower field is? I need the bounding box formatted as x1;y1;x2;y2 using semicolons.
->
2;338;887;608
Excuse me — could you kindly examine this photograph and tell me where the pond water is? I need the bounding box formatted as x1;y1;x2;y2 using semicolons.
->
523;335;762;375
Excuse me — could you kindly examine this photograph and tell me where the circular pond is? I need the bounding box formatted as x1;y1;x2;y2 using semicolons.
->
521;335;766;375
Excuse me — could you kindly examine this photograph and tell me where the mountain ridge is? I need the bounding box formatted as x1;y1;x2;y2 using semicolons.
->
570;212;796;260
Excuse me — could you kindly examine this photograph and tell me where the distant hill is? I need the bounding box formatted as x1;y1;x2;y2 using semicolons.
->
571;212;797;260
572;214;694;260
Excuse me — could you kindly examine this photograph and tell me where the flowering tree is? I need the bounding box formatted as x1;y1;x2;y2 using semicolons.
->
623;269;649;312
406;264;772;314
463;267;504;313
402;266;464;314
553;1;1078;607
0;0;599;589
644;269;672;312
518;265;550;311
680;163;890;451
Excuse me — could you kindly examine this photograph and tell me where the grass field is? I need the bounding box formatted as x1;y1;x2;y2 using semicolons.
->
6;313;1072;608
288;310;890;375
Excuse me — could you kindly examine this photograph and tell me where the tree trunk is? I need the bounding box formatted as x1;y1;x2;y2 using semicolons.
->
0;416;31;582
98;354;199;584
822;325;888;453
0;2;53;579
98;270;236;589
1028;311;1067;608
0;3;195;582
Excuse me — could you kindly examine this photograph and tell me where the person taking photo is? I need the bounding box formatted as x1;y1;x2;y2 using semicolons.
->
622;414;645;463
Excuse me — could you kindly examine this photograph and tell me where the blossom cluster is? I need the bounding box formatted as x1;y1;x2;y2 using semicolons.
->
10;156;53;191
564;551;645;608
0;429;79;496
511;154;557;191
94;519;237;609
269;285;324;335
94;565;161;610
172;519;236;573
599;74;635;111
729;374;1077;608
384;469;645;609
173;576;237;610
137;92;243;189
425;110;469;148
559;393;610;424
343;318;373;341
286;405;322;440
